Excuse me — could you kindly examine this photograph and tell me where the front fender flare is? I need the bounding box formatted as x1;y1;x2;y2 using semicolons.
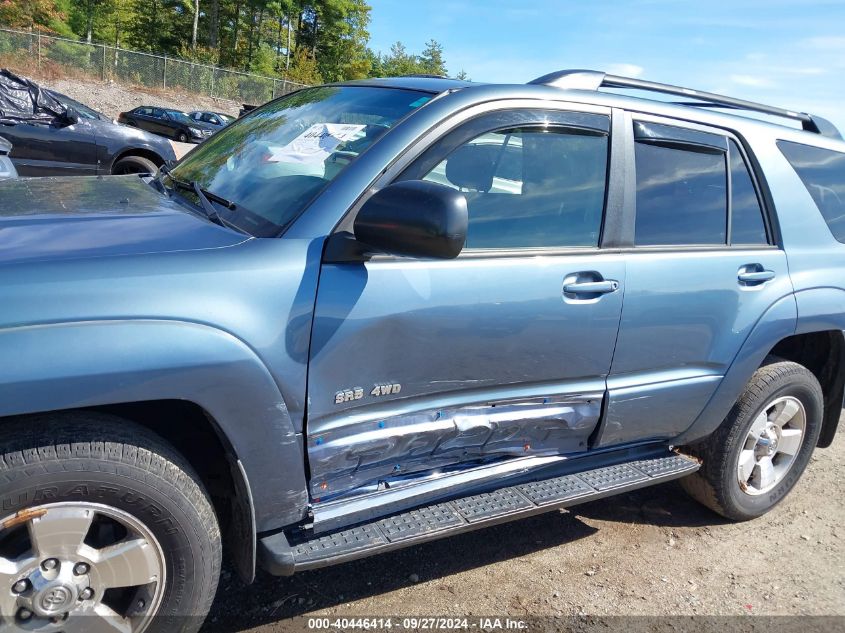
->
0;319;309;533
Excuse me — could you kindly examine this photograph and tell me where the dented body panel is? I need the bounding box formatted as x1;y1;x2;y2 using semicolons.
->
2;76;845;582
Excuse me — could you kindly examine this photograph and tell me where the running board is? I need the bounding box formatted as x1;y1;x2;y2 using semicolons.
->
258;452;699;575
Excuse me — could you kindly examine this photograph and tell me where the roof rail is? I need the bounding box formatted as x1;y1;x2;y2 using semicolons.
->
528;69;842;140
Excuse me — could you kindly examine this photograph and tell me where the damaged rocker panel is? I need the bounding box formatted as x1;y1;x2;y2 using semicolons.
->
307;392;603;499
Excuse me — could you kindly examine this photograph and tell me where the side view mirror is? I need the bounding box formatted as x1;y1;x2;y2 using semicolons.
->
61;107;79;126
353;180;468;259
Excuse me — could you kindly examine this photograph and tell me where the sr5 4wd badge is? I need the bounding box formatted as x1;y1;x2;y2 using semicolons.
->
334;383;401;404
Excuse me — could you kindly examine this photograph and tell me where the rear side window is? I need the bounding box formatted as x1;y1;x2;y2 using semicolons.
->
778;140;845;243
634;142;727;245
728;140;768;244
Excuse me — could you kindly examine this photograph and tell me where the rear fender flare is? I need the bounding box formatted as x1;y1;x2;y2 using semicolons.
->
675;294;797;445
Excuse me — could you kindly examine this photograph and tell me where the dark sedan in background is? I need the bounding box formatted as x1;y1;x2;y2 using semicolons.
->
118;107;216;143
0;69;178;176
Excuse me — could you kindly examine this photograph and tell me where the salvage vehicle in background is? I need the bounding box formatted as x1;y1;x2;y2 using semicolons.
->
189;110;234;128
0;70;177;176
0;71;844;632
118;106;216;143
0;135;16;180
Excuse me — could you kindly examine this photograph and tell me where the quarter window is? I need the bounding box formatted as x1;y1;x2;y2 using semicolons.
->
777;140;845;243
634;140;727;246
418;126;609;248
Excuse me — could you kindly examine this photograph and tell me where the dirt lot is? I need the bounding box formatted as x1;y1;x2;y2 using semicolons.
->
200;420;845;632
40;77;241;119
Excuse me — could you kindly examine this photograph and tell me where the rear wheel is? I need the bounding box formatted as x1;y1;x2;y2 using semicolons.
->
681;359;823;520
0;413;221;633
112;155;159;175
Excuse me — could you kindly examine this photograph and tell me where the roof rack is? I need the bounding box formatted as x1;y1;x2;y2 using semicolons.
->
528;69;841;140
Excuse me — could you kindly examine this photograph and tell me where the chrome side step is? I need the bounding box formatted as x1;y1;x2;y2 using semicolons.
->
258;452;699;575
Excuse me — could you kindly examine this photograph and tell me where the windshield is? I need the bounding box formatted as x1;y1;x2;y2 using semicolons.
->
168;86;431;236
48;91;104;120
166;110;194;124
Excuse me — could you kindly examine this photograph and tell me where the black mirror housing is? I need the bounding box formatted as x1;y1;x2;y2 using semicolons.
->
61;107;79;126
353;180;468;260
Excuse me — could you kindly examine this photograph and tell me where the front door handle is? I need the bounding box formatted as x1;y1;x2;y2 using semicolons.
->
563;280;619;295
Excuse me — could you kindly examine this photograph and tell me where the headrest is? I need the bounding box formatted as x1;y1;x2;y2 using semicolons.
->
445;143;499;192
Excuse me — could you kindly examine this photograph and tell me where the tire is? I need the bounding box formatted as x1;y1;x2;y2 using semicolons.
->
112;155;159;175
680;359;823;521
0;413;221;633
176;132;188;143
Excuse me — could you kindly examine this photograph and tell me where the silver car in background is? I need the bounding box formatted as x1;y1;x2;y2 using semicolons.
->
0;135;16;180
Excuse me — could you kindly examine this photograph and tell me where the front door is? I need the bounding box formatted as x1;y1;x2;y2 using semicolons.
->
2;119;97;176
306;106;627;500
599;115;792;446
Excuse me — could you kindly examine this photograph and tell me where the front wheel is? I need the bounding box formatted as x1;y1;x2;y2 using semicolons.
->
680;359;823;520
112;155;159;175
0;413;221;633
176;132;188;143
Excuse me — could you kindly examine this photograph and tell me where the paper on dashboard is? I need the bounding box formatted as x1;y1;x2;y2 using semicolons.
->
267;123;366;164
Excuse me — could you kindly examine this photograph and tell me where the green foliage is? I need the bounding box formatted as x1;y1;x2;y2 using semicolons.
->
419;38;445;76
1;0;457;85
373;39;450;78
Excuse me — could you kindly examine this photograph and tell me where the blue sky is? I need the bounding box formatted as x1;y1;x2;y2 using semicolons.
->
367;0;845;133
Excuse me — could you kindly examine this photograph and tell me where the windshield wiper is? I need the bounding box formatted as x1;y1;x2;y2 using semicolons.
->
155;166;246;234
191;181;227;227
149;165;170;196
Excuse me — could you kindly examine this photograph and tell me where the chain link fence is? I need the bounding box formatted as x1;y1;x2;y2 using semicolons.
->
0;27;309;105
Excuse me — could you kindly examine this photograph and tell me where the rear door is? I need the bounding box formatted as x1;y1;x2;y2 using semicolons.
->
598;114;791;446
306;105;627;500
151;108;174;138
2;118;97;176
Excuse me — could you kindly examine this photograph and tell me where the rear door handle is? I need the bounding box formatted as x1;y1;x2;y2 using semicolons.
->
738;268;775;284
563;280;619;295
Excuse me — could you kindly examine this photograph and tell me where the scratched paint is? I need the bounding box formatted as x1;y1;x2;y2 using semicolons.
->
307;393;602;498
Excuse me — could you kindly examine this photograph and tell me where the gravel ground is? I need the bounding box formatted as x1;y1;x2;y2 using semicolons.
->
44;77;242;119
200;417;845;632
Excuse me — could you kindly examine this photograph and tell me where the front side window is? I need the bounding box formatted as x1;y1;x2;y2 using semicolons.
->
778;140;845;243
408;121;609;249
168;86;432;237
634;139;727;246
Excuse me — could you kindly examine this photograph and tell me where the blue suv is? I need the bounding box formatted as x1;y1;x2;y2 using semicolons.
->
0;70;843;632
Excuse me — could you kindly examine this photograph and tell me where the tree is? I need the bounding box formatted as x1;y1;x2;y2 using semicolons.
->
419;38;445;76
191;0;199;49
314;0;370;81
0;0;66;32
68;0;108;43
455;69;469;81
380;41;416;76
0;0;459;90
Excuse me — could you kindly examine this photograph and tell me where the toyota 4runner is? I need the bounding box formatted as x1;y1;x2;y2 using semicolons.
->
0;70;843;632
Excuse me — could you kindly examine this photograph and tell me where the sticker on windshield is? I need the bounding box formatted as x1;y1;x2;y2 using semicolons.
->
267;123;366;164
